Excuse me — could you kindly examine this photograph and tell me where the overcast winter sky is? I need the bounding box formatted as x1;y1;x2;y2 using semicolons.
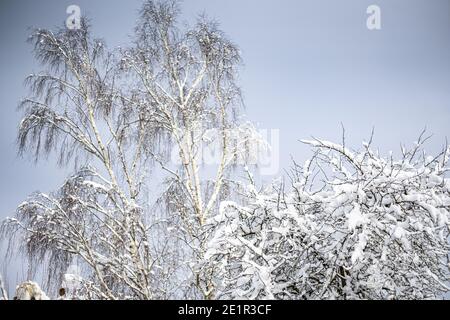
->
1;0;449;287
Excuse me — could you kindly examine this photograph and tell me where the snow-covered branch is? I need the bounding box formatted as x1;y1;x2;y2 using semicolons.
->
207;139;450;299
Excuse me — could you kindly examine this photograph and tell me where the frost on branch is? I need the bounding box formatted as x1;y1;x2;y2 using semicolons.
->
206;137;450;299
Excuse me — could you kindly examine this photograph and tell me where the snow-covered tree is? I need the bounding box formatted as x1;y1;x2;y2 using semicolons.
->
1;0;261;299
0;17;157;299
206;135;450;299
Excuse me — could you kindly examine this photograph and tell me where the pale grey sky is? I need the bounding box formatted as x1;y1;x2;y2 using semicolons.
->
1;0;449;292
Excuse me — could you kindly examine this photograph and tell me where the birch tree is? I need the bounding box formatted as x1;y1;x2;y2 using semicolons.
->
119;0;262;299
0;0;262;299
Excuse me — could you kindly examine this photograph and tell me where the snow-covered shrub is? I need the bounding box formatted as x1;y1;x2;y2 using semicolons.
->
14;281;49;300
206;137;450;299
